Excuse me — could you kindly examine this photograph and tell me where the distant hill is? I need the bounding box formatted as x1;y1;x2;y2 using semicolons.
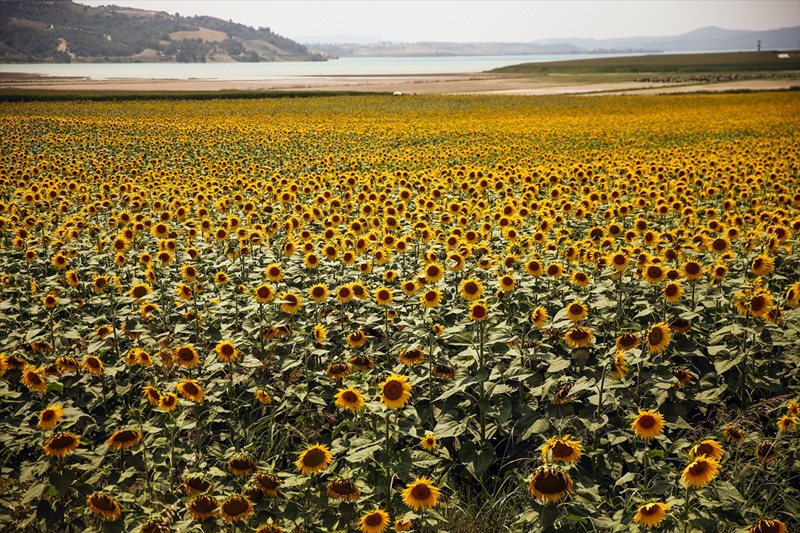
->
0;0;325;63
308;26;800;57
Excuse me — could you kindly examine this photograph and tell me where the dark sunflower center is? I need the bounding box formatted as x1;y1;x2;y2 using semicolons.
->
339;288;351;298
269;267;280;277
464;282;478;294
312;287;325;297
177;349;194;360
712;238;727;251
666;285;679;297
533;470;567;493
570;329;588;341
221;345;234;356
222;498;248;516
620;334;636;347
640;504;659;516
91;494;116;511
695;444;713;456
365;513;384;526
647;266;662;279
186;477;211;491
614;255;626;265
27;372;43;385
50;434;77;449
638;415;656;429
113;430;138;444
688;461;709;476
303;448;326;467
552;441;574;458
425;291;437;302
255;474;279;490
341;391;358;403
331;480;356;495
411;483;432;499
649;328;664;345
750;296;765;311
182;383;199;395
383;380;404;400
378;290;390;300
569;304;583;315
42;410;56;421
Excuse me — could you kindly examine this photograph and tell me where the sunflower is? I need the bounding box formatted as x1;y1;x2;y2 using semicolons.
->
181;264;198;282
570;270;591;287
546;263;564;279
631;409;664;440
612;351;629;380
528;466;574;503
395;519;413;532
645;322;671;354
176;379;204;403
671;368;692;388
92;274;110;293
175;345;200;368
56;356;80;373
745;291;774;319
256;526;284;533
43;432;80;458
663;281;683;303
419;433;439;451
107;429;142;450
401;477;441;511
525;259;544;277
334;386;366;412
424;262;445;283
279;291;302;314
309;283;329;303
228;453;257;476
296;443;334;475
565;326;593;348
65;270;80;287
541;435;582;464
777;415;797;433
459;278;484;301
214;271;229;285
380;374;412;410
401;279;418;296
345;329;367;348
669;317;692;334
710;236;730;254
399;347;425;367
751;255;774;276
253;472;281;497
433;364;456;379
37;404;64;430
531;307;548;328
432;323;445;335
264;263;283;282
216;340;241;363
749;519;788;533
420;288;442;308
254;284;276;304
160;393;179;411
21;367;47;393
608;252;629;271
141;385;162;406
86;492;122;521
469;300;489;322
359;509;390;533
614;332;640;352
498;274;515;292
643;264;666;284
633;501;670;529
755;441;778;463
682;454;720;488
327;479;360;502
564;300;588;323
184;474;213;495
787;400;799;416
42;293;58;309
82;355;104;376
374;286;393;306
689;439;725;461
682;260;703;281
722;425;746;443
187;494;219;521
351;281;369;300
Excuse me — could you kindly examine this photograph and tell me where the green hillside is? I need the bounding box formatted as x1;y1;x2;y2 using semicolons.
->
0;0;323;63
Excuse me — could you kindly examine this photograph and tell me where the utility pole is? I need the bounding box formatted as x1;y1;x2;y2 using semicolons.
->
757;39;761;51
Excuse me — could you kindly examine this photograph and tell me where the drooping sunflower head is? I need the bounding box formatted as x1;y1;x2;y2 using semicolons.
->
398;347;425;367
219;495;253;524
37;404;65;431
401;476;441;511
43;431;80;458
749;519;788;533
187;494;218;521
107;428;142;451
565;326;593;348
295;443;334;475
253;472;281;497
380;374;412;410
528;465;574;503
86;491;122;521
228;452;257;476
326;479;360;502
755;441;778;463
184;474;213;495
689;439;725;461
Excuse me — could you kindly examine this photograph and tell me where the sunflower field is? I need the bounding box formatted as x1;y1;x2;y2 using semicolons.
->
1;92;799;533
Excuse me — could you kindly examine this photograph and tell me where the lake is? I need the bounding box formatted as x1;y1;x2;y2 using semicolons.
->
2;53;644;80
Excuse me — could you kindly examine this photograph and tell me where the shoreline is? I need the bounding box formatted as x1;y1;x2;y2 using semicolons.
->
1;71;798;96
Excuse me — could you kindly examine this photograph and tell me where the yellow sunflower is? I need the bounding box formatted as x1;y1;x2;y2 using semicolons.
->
688;439;725;461
334;386;366;412
401;477;441;511
174;344;200;368
21;367;47;393
374;286;393;306
346;330;367;348
326;479;360;502
254;283;276;304
160;393;179;411
469;300;489;322
37;404;64;430
279;291;302;314
645;322;671;354
531;307;549;328
253;472;281;497
682;454;720;488
176;379;204;403
255;389;272;404
82;355;104;376
612;351;629;380
420;288;442;308
498;274;516;292
565;326;593;348
86;492;122;521
424;262;445;283
295;443;334;475
187;494;218;521
309;283;329;302
541;435;582;464
43;432;80;458
528;466;574;503
380;374;412;410
749;519;788;533
777;415;797;433
265;263;283;282
459;278;484;301
663;281;683;303
633;501;670;529
631;409;664;440
421;433;438;451
399;347;425;367
107;429;142;450
216;340;241;363
176;282;193;301
359;509;390;533
564;300;588;323
643;264;666;284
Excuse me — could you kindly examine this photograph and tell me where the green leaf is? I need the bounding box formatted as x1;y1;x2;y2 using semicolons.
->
614;472;637;487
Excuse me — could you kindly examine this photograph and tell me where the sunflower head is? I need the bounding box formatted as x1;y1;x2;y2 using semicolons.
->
541;435;582;464
219;495;253;524
295;443;334;475
631;409;664;440
749;519;788;533
86;491;122;521
682;454;720;488
528;465;574;503
359;509;390;533
334;386;365;412
380;374;412;410
633;501;670;529
327;479;360;502
401;476;441;511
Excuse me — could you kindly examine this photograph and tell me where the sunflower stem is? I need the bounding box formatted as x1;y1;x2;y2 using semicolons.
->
137;413;152;500
683;485;692;533
595;361;608;418
385;410;392;513
478;320;486;446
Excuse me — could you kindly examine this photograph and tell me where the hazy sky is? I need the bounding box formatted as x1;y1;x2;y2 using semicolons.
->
76;1;800;42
